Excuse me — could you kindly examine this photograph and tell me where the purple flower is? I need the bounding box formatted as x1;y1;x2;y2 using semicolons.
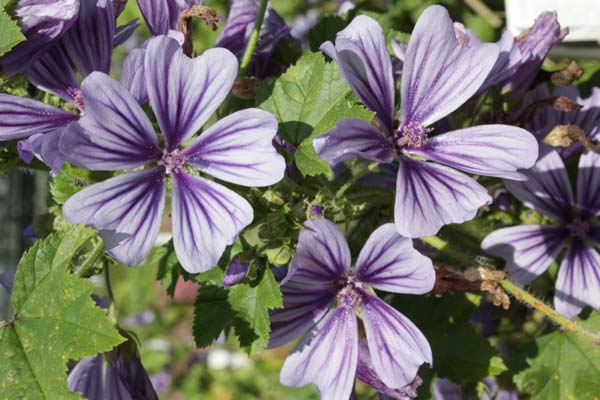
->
137;0;202;35
482;148;600;318
216;0;292;78
315;6;538;238
222;258;249;287
309;204;324;217
0;267;17;294
523;84;600;158
269;219;434;399
60;36;285;272
433;378;519;400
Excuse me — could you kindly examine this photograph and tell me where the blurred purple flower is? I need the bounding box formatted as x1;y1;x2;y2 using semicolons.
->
149;371;171;393
216;0;292;78
433;378;519;400
0;266;17;294
309;205;324;217
137;0;201;35
60;36;285;272
315;6;538;238
222;258;249;287
482;148;600;318
269;219;434;399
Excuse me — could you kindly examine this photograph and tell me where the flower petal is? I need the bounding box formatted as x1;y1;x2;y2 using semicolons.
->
63;72;161;170
215;0;257;57
68;355;104;400
269;280;336;348
280;307;358;400
221;258;248;287
0;95;78;141
63;168;167;266
554;241;600;318
320;16;395;133
285;219;351;285
394;158;491;238
576;150;600;218
481;225;568;285
504;148;574;222
361;291;432;389
313;119;394;165
120;48;148;104
145;36;238;150
407;125;538;180
171;172;253;273
18;128;65;175
183;108;285;186
26;45;79;103
354;223;434;294
400;5;498;126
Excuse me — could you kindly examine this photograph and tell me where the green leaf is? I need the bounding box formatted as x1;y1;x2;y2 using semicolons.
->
193;285;235;348
514;313;600;399
256;52;375;176
0;6;24;57
0;226;124;399
228;268;283;355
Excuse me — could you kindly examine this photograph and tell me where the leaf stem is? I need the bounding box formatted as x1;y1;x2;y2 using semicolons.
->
420;235;477;266
499;279;600;345
335;162;379;199
238;0;268;78
76;239;104;277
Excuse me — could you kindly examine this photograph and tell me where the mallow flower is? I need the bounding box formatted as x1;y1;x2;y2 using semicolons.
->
482;148;600;318
523;84;600;158
269;219;434;399
60;35;285;273
137;0;202;35
314;5;538;238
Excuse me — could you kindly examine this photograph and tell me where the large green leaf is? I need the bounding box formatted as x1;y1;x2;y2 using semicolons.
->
0;226;124;399
193;285;235;348
514;313;600;399
0;6;24;57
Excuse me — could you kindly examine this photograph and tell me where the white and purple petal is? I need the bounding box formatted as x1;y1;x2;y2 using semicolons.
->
354;223;434;294
0;94;77;141
280;307;358;400
145;36;238;150
407;125;538;180
576;150;600;218
400;5;498;127
63;168;167;266
554;240;600;318
26;45;80;103
481;225;568;285
313;119;395;166
394;158;492;238
360;291;432;389
138;0;201;35
320;16;395;133
171;172;253;273
120;48;148;104
18;128;65;175
62;72;161;170
284;219;351;285
183;108;285;187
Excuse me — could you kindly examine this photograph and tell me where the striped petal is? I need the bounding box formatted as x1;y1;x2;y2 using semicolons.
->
576;150;600;218
62;72;161;170
68;355;104;400
482;225;568;285
145;35;238;150
354;223;434;294
554;241;600;318
400;5;498;127
313;119;394;166
63;168;167;266
394;158;491;238
171;172;253;273
407;125;538;180
0;95;77;141
183;108;285;187
285;219;351;285
120;48;148;104
26;45;79;103
361;291;432;389
280;307;358;400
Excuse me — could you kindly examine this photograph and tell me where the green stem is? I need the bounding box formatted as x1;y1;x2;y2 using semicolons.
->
238;0;268;78
76;239;104;277
335;162;378;199
104;264;118;325
420;235;477;266
499;279;600;345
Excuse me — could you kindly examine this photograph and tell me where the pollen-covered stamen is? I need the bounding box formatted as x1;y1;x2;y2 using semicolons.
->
68;88;85;112
336;279;362;310
567;218;590;238
395;121;430;150
161;150;187;174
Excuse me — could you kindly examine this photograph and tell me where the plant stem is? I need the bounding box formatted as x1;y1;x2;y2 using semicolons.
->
104;263;118;325
76;239;104;277
499;279;600;345
420;235;477;266
238;0;268;78
335;162;379;199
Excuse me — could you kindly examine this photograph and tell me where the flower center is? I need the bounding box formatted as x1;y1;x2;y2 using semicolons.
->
68;88;85;112
161;150;186;174
336;279;362;310
394;121;429;150
567;218;590;238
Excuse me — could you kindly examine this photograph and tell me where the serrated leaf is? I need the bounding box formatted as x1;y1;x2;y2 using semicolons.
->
0;7;24;57
0;226;124;399
514;313;600;399
193;285;235;348
228;269;282;355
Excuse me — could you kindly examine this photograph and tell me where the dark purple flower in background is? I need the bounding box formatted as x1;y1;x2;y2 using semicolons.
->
137;0;202;35
216;0;292;78
60;35;285;272
222;258;249;287
269;219;434;399
523;84;600;158
315;6;538;238
0;266;17;294
432;377;519;400
482;148;600;318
